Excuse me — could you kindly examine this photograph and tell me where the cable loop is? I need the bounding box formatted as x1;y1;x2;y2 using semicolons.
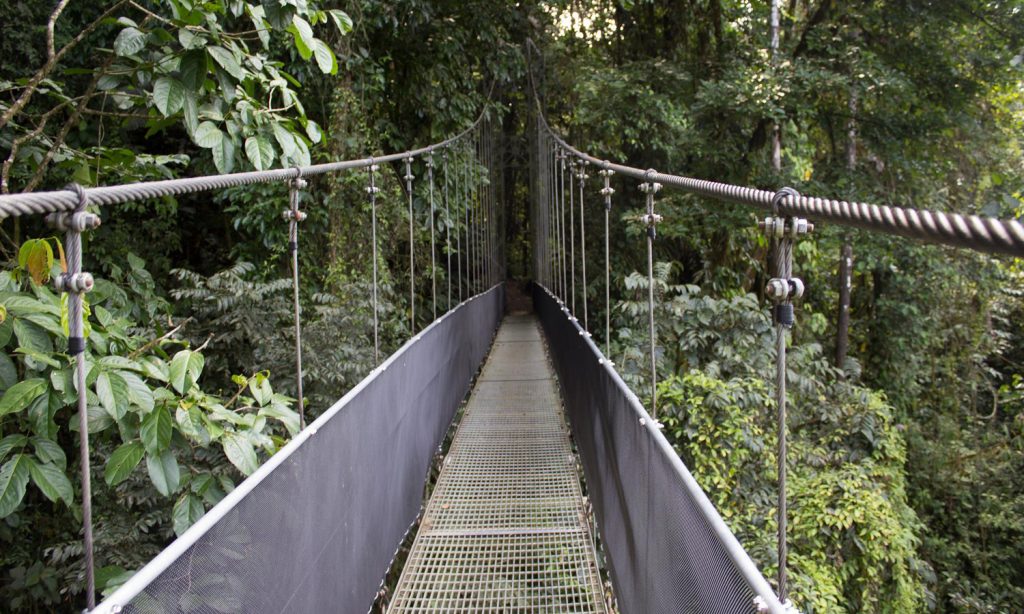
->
771;186;800;216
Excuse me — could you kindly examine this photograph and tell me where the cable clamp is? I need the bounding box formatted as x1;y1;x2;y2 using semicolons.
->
46;210;101;233
600;187;615;196
766;277;804;301
53;272;94;294
639;182;662;194
366;185;380;195
282;209;307;222
640;213;663;226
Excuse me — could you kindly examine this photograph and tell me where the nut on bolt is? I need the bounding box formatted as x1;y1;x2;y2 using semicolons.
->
54;272;94;294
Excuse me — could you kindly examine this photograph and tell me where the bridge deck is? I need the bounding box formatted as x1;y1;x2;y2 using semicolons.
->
389;314;607;613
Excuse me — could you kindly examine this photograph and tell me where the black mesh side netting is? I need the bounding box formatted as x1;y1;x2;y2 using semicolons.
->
533;284;782;614
97;286;505;614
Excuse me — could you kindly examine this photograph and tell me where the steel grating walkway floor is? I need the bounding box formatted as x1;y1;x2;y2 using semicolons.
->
389;314;608;613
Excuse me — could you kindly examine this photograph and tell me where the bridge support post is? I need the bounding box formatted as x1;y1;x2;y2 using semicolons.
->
761;187;811;606
284;168;308;429
48;184;100;609
639;172;663;419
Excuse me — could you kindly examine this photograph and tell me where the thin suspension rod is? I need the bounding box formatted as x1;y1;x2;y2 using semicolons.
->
455;143;463;301
569;158;576;316
286;170;307;430
51;185;99;609
558;149;568;301
404;156;415;332
578;160;588;331
367;161;380;363
600;166;615;356
427;152;437;320
443;148;451;310
640;174;662;419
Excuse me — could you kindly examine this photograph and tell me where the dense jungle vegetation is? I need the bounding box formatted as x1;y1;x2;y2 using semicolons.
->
1;0;1022;611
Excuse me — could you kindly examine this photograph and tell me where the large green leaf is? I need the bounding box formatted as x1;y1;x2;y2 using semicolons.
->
0;352;20;390
113;26;147;57
290;15;315;60
168;350;193;394
0;454;30;517
244;136;275;171
272;123;296;158
27;458;73;505
119;371;154;413
0;378;46;418
104;441;144;486
222;433;258;476
153;77;186;117
0;434;27;461
95;371;128;420
179;49;208;90
13;319;51;354
327;10;352;35
140;406;173;455
208;46;244;81
194;121;224;149
212;134;236;174
31;436;66;470
172;493;205;536
145;449;180;496
312;39;338;75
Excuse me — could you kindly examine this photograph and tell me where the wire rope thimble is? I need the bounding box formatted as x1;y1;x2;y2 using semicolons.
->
598;162;615;211
639;169;663;240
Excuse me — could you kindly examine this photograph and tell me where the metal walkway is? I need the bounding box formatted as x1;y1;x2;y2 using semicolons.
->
389;314;608;613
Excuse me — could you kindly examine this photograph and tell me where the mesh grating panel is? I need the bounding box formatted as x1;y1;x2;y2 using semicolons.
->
389;315;607;614
533;285;786;614
93;288;505;614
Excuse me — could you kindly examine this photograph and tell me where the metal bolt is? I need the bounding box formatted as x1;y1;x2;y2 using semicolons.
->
766;278;789;300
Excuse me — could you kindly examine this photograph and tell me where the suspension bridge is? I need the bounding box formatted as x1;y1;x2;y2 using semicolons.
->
1;79;1022;614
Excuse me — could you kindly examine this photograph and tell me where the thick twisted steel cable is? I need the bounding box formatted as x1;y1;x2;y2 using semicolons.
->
533;98;1024;258
0;104;488;219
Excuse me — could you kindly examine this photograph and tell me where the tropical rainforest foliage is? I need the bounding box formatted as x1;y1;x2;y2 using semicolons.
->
1;0;1022;612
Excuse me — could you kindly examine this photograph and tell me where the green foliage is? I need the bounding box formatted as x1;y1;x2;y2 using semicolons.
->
623;275;926;612
0;243;296;608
